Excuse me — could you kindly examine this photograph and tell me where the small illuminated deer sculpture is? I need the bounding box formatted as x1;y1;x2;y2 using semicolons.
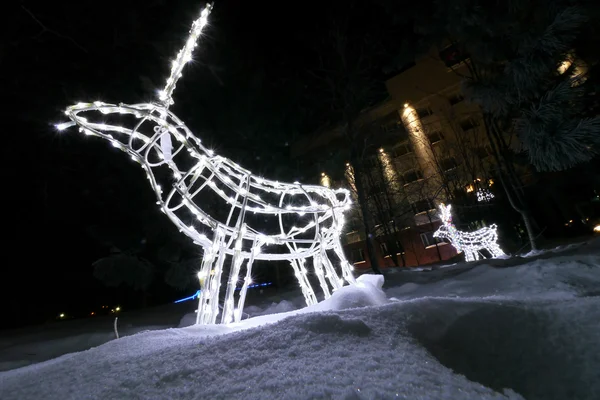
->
433;203;505;262
56;4;355;325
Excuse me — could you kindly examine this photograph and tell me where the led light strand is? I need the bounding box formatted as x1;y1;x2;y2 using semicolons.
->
159;4;212;106
433;203;505;262
476;188;495;202
56;3;355;325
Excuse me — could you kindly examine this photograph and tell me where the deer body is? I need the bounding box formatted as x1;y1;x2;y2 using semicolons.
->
433;204;505;262
57;4;355;325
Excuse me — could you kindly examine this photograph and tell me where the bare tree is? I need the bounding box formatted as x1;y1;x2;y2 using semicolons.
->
307;18;393;273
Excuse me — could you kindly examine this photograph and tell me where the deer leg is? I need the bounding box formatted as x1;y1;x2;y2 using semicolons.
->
196;229;226;325
490;242;506;258
290;258;317;306
205;243;227;324
322;247;343;293
196;250;215;325
312;253;331;300
220;248;244;324
331;237;356;285
234;244;259;323
464;251;475;262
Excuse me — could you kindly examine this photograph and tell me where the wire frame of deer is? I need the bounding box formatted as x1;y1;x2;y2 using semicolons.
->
433;203;505;262
56;4;356;325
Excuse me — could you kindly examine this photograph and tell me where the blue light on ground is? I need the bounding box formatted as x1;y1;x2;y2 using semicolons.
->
174;282;273;303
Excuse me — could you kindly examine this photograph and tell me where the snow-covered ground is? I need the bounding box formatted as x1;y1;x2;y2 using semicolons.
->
1;238;600;399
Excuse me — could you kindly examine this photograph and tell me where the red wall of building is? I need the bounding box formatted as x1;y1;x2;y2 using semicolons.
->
346;221;458;270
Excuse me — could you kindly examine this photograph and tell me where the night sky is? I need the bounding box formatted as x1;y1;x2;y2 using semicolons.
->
2;0;407;329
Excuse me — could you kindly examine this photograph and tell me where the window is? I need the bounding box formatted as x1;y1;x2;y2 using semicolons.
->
381;122;403;134
412;198;435;214
350;248;365;263
449;93;465;105
345;231;362;244
444;168;459;181
395;241;406;255
427;131;444;144
379;112;403;134
393;143;411;157
403;169;423;185
439;44;470;69
420;231;444;247
380;242;389;256
460;118;480;131
440;157;458;171
475;145;493;159
416;106;434;118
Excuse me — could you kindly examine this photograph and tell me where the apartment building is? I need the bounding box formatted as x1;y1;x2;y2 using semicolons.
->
292;44;509;269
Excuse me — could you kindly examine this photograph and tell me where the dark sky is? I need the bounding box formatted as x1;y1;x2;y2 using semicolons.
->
1;0;405;329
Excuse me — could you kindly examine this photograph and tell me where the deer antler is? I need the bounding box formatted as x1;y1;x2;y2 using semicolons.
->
158;3;213;108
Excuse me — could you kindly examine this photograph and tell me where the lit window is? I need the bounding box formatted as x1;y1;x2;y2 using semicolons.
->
558;59;572;75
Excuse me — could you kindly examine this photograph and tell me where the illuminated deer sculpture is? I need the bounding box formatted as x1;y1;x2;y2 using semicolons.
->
433;203;505;262
56;4;355;325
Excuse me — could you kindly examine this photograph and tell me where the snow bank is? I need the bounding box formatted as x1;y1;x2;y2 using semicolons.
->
1;242;600;399
386;252;600;301
0;280;525;400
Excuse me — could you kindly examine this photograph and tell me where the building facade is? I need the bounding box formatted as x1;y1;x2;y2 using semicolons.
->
292;45;511;269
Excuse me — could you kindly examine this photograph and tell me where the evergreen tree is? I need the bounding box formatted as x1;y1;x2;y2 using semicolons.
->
383;0;600;250
458;0;600;172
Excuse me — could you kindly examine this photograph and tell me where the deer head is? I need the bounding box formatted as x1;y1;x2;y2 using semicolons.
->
56;3;212;158
438;203;453;224
433;203;455;242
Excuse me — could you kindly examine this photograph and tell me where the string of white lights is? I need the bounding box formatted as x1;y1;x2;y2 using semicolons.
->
433;204;505;262
476;188;495;202
56;3;356;325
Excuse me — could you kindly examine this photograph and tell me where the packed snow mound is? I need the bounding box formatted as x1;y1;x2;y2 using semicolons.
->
258;299;297;314
0;300;527;400
311;273;388;312
2;243;600;399
209;272;389;333
241;299;299;319
387;253;600;300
